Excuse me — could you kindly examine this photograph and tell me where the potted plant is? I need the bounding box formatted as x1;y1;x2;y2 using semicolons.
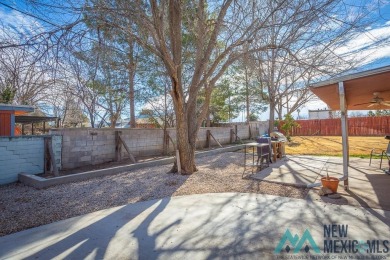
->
321;172;340;193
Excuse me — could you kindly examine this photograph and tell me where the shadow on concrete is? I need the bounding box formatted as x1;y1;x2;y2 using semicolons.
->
0;198;172;259
251;155;390;231
309;159;390;229
346;190;390;228
1;193;389;259
250;156;327;187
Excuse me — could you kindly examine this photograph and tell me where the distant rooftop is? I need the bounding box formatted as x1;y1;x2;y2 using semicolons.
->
0;104;34;114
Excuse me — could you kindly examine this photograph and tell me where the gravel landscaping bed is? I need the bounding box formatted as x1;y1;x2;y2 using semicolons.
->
0;152;308;237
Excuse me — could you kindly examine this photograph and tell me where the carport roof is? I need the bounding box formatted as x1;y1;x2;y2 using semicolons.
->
0;104;34;115
310;66;390;110
15;116;59;124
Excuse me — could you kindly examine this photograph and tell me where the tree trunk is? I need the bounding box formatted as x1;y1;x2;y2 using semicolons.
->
166;0;198;174
110;117;117;128
277;106;283;121
245;63;250;124
129;70;136;128
170;106;197;174
128;38;136;128
269;101;275;134
206;110;211;127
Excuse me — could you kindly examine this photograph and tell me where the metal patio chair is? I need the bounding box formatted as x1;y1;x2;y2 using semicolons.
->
369;136;390;170
256;137;271;168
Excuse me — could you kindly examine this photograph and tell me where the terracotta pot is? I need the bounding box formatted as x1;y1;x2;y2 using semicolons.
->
321;177;340;193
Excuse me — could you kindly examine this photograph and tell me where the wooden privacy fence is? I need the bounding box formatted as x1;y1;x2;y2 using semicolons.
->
288;116;390;136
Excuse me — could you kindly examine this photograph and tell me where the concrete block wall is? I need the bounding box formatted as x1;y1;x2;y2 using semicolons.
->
199;127;232;147
52;135;62;168
120;129;165;156
51;125;250;170
51;128;168;169
164;126;248;152
250;121;270;136
52;129;114;169
236;125;250;140
0;135;62;185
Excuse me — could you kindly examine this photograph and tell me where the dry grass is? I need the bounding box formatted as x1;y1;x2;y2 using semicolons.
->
286;136;388;157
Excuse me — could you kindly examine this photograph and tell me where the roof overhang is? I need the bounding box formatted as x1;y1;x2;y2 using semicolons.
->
310;66;390;110
15;116;59;124
0;104;35;115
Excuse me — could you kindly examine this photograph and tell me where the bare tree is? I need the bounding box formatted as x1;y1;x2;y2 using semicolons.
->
0;47;55;105
79;0;287;173
250;0;372;133
1;0;380;174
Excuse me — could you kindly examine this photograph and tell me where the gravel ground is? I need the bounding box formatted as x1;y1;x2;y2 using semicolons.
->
0;152;308;237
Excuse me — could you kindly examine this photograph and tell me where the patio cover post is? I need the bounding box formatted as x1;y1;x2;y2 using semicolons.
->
339;81;349;190
10;113;15;137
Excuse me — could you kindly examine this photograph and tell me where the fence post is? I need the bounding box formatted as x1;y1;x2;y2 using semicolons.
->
206;130;211;148
115;131;122;162
163;129;169;155
230;129;234;144
235;125;238;141
44;137;50;174
44;136;59;176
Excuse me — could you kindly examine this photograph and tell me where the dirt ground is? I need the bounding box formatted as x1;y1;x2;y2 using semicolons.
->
286;136;388;157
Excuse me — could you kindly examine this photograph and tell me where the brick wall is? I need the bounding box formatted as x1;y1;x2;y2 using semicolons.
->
51;125;250;170
0;135;62;185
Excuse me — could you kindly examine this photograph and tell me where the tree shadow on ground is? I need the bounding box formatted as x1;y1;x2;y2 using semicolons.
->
2;191;389;259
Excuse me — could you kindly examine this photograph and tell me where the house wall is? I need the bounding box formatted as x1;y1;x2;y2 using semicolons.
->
0;111;12;136
0;135;62;184
308;110;337;120
51;125;250;170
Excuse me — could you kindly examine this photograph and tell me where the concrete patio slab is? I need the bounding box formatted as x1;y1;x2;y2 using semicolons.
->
250;156;328;187
249;155;390;211
0;193;389;260
308;157;390;211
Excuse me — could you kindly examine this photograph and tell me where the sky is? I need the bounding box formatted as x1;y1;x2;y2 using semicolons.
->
292;1;390;120
1;0;390;121
257;6;390;121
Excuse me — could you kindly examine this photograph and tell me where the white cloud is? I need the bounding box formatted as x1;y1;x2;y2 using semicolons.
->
0;9;44;41
335;23;390;66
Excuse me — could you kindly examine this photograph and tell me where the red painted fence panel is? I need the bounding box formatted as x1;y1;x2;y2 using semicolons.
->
288;116;390;136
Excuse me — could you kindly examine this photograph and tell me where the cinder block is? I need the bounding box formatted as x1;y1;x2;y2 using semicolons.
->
106;136;115;141
95;135;108;141
92;149;108;156
93;140;110;146
62;162;75;169
80;156;92;162
62;136;70;142
70;146;91;153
